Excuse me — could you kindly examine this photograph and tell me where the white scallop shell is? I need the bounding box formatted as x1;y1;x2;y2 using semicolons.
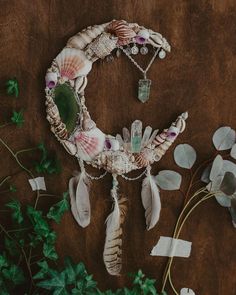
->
74;128;105;161
55;48;92;80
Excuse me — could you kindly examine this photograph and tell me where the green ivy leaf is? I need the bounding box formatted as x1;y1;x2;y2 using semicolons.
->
6;78;19;97
26;206;50;237
11;110;24;127
33;260;49;280
2;264;25;285
4;238;20;257
36;271;66;290
0;254;8;269
43;242;58;261
5;199;23;224
47;192;69;224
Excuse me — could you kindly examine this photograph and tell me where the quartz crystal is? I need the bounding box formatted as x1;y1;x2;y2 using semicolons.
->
141;126;152;148
131;120;142;153
138;79;152;103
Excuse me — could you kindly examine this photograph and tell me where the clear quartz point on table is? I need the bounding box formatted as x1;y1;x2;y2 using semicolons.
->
131;120;142;153
138;79;152;103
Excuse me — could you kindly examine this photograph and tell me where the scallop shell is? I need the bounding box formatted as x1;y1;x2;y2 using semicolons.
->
107;20;136;45
67;23;109;50
55;48;92;80
74;128;105;161
153;130;168;146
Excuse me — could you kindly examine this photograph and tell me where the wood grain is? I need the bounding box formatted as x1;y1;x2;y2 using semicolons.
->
1;0;236;294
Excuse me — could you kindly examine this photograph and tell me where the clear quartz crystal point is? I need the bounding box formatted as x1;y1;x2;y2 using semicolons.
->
148;129;159;145
122;127;131;151
131;120;142;153
141;126;152;148
138;79;152;103
116;134;124;147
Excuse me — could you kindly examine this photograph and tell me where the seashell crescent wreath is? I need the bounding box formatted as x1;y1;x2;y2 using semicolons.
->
45;20;188;276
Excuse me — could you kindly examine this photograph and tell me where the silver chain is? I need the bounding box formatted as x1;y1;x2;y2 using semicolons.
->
121;168;147;181
118;46;160;79
85;170;107;180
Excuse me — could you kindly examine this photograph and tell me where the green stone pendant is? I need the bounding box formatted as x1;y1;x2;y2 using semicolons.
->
138;79;152;103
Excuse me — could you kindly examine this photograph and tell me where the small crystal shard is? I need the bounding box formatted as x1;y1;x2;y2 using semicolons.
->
131;120;142;153
116;134;124;147
138;79;152;103
122;127;131;151
148;129;159;145
141;126;152;148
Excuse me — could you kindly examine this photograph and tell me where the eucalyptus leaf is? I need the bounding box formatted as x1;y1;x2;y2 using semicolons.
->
209;155;223;181
230;144;236;159
174;144;196;169
155;170;182;190
201;164;212;183
212;126;235;151
180;288;195;295
220;172;236;196
206;176;232;207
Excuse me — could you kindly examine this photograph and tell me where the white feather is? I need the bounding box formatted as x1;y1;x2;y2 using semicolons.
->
141;173;161;230
69;171;91;228
103;189;126;276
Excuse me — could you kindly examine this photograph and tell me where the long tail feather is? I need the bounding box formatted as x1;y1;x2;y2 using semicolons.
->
103;176;127;275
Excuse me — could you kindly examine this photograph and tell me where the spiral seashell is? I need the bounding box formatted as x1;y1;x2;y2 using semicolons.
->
107;20;136;45
134;148;155;168
154;133;175;161
61;140;77;155
67;23;109;50
82;111;96;131
75;76;88;94
74;128;105;161
153;130;167;146
46;104;60;120
55;48;92;80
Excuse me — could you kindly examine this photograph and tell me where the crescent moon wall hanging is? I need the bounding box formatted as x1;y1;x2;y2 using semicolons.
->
45;20;188;276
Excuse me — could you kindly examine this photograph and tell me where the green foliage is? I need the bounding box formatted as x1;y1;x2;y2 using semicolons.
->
9;184;17;192
11;110;24;127
6;78;19;97
35;142;61;174
47;192;69;223
5;199;23;224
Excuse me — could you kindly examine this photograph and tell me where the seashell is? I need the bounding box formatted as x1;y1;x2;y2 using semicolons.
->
137;29;150;40
55;48;92;80
82;111;96;131
61;140;77;155
45;71;58;89
75;76;88;94
175;112;188;133
47;104;60;120
107;20;136;45
67;23;108;50
97;151;136;174
85;32;117;61
167;126;179;139
105;137;120;151
134;148;154;168
148;30;171;52
74;128;105;161
153;130;167;146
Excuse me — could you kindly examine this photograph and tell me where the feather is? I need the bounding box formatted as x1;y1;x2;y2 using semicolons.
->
69;171;91;228
103;190;127;276
141;172;161;230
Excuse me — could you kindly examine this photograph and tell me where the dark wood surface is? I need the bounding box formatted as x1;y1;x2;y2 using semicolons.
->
1;0;236;294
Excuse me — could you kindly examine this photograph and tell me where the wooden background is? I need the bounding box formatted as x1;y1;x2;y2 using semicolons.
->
1;0;236;294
